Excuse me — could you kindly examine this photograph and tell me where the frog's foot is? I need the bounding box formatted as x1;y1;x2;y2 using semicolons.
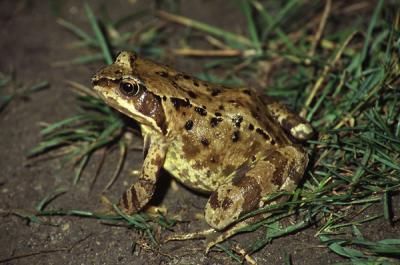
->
204;215;265;253
164;228;215;242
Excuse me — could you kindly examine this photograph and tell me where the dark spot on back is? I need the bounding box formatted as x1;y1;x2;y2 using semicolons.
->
170;80;181;90
219;105;224;110
187;91;197;98
211;88;221;96
232;131;240;142
163;96;167;101
248;123;254;130
210;117;223;127
232;115;243;128
172;73;180;80
256;128;271;141
215;112;222;117
170;97;191;110
185;120;194;130
183;74;191;80
193;81;199;87
194;106;207;116
243;89;251;95
201;137;209;146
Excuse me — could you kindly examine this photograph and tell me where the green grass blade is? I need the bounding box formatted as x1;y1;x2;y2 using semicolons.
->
35;188;68;212
235;0;261;51
57;18;98;46
84;2;113;64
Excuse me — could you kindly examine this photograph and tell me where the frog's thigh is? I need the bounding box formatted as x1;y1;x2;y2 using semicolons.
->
265;99;313;141
205;146;307;230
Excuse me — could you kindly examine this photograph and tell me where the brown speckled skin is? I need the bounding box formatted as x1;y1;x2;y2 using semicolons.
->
92;51;313;230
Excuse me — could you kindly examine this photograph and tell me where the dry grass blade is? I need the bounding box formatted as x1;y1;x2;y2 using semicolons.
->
300;31;357;118
103;141;127;191
172;48;244;57
307;0;332;59
157;10;254;47
65;80;99;98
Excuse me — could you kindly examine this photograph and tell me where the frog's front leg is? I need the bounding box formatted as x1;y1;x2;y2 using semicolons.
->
205;145;308;231
118;135;168;214
264;97;313;141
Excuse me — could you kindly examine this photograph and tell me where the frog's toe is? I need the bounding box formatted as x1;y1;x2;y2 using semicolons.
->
164;228;214;242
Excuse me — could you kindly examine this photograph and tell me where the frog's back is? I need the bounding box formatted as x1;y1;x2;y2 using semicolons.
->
162;87;292;192
134;56;290;146
155;79;291;191
131;56;292;191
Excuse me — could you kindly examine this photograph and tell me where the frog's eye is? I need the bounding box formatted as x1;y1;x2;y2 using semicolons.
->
119;82;140;97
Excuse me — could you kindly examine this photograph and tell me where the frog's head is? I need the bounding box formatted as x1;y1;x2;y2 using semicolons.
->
92;51;166;133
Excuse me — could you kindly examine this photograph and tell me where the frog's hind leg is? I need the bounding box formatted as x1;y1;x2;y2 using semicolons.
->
264;97;313;141
204;145;308;231
202;146;308;251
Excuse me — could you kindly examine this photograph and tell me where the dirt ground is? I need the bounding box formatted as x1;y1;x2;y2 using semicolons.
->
0;1;399;264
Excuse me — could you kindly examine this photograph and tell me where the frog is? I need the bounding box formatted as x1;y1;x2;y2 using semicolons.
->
91;51;313;242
